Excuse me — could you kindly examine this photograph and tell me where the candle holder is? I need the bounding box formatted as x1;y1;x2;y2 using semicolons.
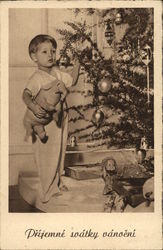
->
140;44;152;104
70;136;77;147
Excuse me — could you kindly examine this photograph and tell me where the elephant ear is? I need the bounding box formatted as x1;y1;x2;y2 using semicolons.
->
41;80;59;90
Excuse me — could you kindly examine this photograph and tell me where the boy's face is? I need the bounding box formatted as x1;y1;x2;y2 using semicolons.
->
32;41;56;69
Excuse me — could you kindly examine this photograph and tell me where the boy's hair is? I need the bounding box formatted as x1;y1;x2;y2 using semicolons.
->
28;34;57;58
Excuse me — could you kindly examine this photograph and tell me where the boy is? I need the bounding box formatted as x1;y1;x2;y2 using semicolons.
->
23;34;80;143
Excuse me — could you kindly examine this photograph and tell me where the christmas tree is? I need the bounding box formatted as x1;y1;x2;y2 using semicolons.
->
57;8;154;149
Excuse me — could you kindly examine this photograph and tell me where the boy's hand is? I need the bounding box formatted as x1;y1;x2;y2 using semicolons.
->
23;89;49;119
61;89;68;101
31;103;47;119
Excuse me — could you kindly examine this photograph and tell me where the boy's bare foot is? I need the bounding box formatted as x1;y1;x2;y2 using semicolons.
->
52;192;63;198
41;191;62;203
40;135;48;144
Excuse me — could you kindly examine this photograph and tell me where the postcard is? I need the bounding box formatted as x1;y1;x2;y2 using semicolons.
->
0;1;162;249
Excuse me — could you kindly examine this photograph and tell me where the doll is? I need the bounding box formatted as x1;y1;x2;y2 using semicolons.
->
24;79;67;143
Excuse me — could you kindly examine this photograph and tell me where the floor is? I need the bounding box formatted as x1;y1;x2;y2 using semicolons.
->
9;177;106;213
19;176;107;213
10;176;154;213
9;186;43;213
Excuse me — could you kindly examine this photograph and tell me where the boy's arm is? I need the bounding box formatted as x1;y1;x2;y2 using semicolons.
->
22;88;46;118
70;58;80;86
56;81;68;101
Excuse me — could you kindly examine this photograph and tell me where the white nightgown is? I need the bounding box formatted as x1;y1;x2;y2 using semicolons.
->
25;67;72;203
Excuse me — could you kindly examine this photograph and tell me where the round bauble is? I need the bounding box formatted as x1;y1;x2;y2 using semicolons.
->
98;78;112;94
115;13;122;25
92;109;105;126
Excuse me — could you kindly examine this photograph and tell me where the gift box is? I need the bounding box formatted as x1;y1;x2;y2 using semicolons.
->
65;165;102;180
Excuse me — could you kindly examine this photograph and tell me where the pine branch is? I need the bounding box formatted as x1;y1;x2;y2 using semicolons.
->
68;124;94;137
68;116;84;123
57;8;154;148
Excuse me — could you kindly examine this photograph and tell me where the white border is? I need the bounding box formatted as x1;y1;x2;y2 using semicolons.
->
1;1;162;250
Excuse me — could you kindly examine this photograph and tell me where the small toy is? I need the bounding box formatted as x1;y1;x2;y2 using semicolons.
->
143;177;154;206
101;157;117;195
104;191;126;213
24;79;67;143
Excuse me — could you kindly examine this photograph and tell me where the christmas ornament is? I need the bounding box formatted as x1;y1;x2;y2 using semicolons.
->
92;109;105;126
115;13;122;25
140;45;152;66
98;78;112;94
59;54;70;67
70;136;77;147
140;136;148;150
137;149;146;164
80;65;85;73
105;20;114;46
92;51;101;62
140;44;152;104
